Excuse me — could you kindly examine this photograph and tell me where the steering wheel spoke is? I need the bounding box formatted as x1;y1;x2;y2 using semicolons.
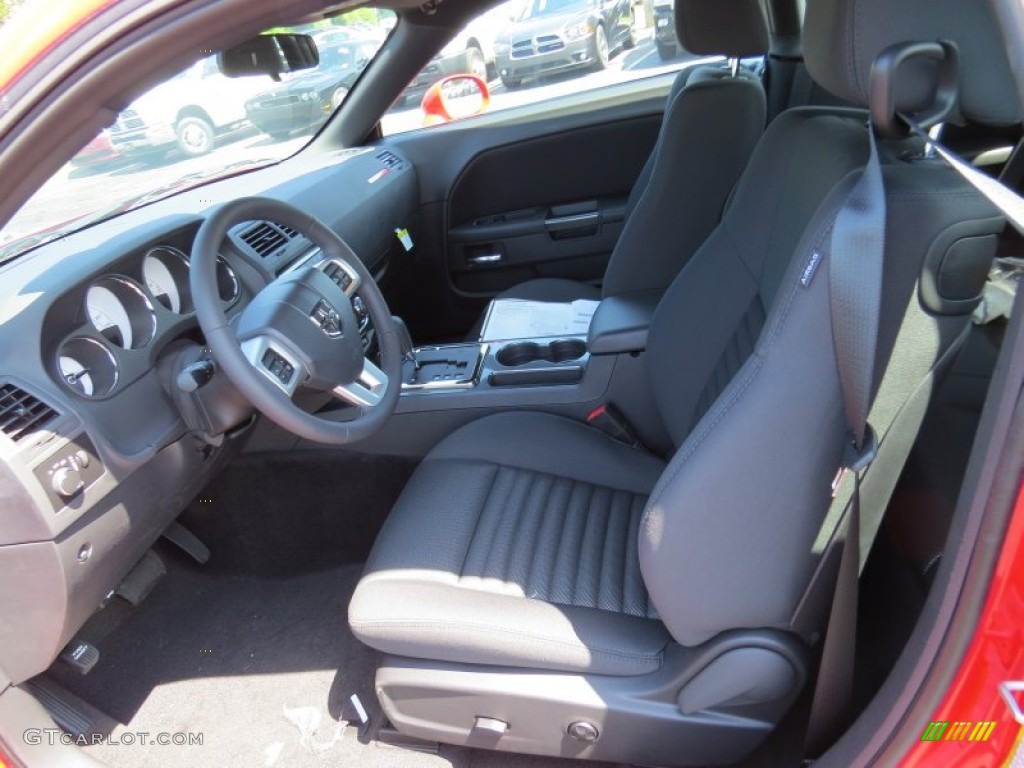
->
332;356;388;408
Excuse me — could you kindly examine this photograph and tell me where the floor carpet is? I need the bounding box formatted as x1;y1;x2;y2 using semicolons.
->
45;551;626;768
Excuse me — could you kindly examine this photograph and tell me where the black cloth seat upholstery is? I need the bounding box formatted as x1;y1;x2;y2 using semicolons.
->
349;412;669;676
470;0;771;332
349;0;1018;761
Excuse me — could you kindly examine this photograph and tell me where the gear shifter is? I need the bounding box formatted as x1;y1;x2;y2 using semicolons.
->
392;316;418;370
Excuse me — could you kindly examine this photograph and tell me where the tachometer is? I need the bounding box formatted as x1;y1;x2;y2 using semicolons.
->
85;277;156;349
143;246;191;313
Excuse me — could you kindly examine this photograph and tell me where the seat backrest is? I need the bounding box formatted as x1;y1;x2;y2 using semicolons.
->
600;0;769;298
638;0;1019;647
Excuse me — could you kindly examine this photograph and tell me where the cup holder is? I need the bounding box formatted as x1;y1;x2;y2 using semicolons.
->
496;338;587;367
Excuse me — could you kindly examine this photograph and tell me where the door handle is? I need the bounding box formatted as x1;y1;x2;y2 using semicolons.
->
544;211;600;231
467;252;503;265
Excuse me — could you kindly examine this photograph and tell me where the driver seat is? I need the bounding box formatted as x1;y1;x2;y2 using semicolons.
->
349;0;1016;763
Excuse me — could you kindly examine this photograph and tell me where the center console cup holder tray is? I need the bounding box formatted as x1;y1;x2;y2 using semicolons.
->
495;338;587;367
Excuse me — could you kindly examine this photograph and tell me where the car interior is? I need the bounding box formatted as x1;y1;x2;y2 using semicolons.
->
0;0;1022;766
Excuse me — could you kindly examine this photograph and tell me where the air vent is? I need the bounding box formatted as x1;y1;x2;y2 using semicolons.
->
239;222;293;258
376;150;402;169
278;224;299;239
0;384;58;442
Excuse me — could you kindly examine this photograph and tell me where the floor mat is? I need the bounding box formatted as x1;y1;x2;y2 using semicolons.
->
175;449;419;576
45;554;622;768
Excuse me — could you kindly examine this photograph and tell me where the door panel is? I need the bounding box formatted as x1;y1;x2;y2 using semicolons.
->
446;118;656;294
382;75;672;340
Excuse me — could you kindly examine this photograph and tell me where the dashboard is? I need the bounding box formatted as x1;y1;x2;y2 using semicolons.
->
0;144;416;684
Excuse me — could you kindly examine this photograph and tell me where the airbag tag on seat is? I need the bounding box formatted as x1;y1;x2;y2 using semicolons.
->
800;250;823;288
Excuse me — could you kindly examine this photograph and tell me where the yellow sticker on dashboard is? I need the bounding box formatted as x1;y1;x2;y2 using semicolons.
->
395;228;413;252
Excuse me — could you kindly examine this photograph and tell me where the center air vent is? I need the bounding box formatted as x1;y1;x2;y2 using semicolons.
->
238;221;296;259
0;384;58;442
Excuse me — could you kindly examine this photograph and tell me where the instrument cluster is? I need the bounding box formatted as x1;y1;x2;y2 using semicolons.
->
54;245;241;399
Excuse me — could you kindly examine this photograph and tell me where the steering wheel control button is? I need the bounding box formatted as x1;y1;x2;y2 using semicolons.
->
321;260;356;293
260;349;294;385
310;299;343;338
567;721;599;743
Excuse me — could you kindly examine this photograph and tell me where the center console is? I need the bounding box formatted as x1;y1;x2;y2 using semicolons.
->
401;336;590;392
399;297;601;396
301;292;670;458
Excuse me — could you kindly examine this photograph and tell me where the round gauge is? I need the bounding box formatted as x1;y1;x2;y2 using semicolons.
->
216;258;240;303
57;337;119;398
85;277;157;349
143;246;192;314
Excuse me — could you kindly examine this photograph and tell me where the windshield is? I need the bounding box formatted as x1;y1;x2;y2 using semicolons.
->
519;0;589;20
0;10;395;264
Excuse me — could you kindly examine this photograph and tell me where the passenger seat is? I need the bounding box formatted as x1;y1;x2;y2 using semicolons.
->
474;0;771;322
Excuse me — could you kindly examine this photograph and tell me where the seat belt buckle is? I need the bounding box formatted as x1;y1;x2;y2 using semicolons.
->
586;403;642;449
832;425;878;497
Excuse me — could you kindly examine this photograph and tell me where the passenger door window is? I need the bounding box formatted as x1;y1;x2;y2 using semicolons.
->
380;0;711;134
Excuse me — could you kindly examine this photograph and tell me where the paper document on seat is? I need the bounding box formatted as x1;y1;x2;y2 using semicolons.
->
480;298;600;341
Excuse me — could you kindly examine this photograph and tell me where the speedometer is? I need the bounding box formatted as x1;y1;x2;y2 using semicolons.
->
85;277;157;349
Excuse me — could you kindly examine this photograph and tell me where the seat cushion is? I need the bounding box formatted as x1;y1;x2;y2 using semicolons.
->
349;412;670;676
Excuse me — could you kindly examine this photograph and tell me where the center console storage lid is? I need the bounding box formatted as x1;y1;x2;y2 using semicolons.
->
587;292;661;355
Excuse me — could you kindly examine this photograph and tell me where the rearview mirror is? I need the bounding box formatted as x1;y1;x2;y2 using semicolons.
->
217;34;320;81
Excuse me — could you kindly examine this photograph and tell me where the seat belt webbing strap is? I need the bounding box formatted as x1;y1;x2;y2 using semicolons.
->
806;116;1024;759
804;126;886;757
904;118;1024;234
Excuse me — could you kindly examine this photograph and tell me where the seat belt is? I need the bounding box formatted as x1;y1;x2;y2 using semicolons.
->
803;125;886;758
903;119;1024;234
804;116;1024;758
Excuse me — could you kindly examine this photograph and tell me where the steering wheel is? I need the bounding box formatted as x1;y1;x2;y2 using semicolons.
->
190;197;401;444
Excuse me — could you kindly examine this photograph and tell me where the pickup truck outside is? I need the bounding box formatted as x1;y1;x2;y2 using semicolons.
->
108;55;271;159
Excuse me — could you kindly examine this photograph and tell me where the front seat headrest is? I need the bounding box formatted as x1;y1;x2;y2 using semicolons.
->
803;0;1022;126
675;0;771;58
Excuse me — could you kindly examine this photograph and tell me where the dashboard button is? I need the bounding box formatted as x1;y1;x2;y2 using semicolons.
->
52;466;84;498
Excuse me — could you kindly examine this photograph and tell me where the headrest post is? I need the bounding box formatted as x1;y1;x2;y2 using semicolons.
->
868;41;959;139
803;0;1021;126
